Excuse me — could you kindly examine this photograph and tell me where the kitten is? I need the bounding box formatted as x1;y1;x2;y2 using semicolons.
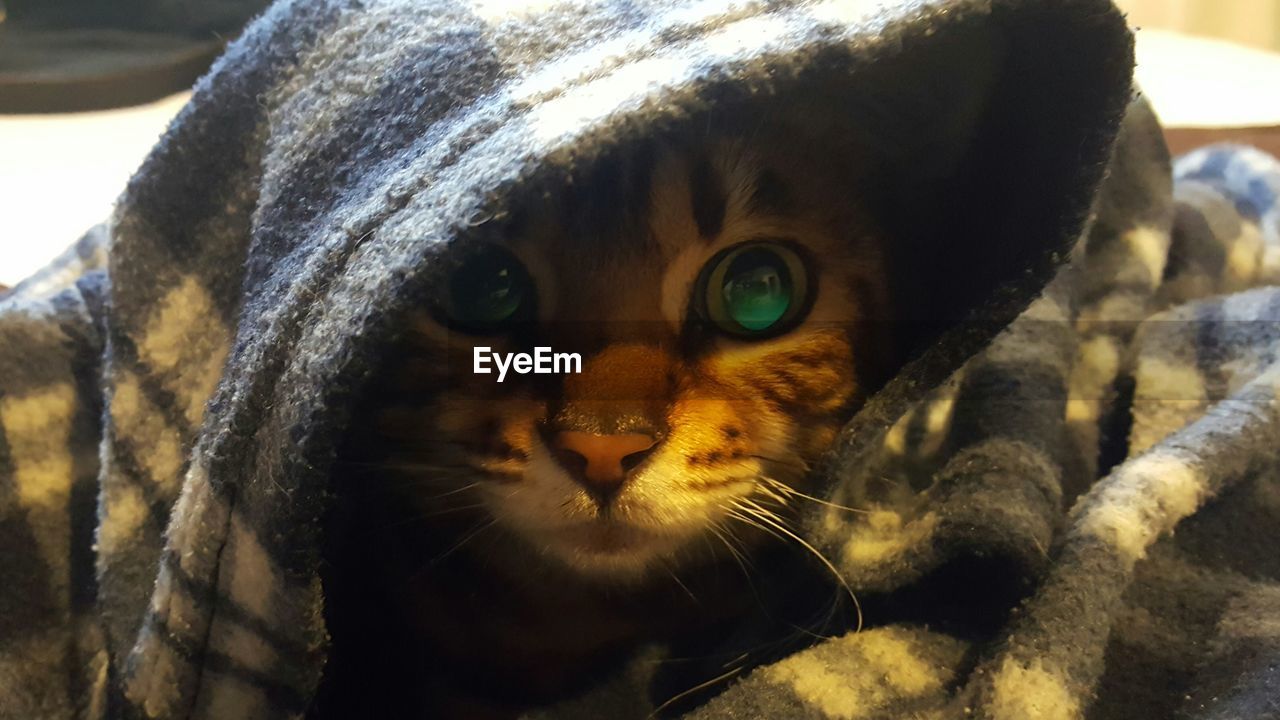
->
319;116;897;718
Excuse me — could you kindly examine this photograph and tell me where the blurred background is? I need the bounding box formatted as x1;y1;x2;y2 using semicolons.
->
1119;0;1280;51
2;0;1280;288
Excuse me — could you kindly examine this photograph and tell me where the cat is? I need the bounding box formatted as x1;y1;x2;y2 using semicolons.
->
317;113;899;719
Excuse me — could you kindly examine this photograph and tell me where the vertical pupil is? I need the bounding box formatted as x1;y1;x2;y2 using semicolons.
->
485;268;512;305
723;250;791;331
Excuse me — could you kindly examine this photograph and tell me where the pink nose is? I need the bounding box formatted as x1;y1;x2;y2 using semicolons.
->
552;431;659;503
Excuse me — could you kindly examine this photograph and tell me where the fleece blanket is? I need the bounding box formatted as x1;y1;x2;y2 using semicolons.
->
1;0;1278;718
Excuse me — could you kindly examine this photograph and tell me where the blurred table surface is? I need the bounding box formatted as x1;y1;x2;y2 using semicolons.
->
3;28;1280;287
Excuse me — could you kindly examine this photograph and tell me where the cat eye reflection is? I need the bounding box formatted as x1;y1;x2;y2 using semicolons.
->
443;245;533;333
700;241;810;338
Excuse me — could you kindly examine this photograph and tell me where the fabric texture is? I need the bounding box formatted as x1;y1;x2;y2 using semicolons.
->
0;0;1278;718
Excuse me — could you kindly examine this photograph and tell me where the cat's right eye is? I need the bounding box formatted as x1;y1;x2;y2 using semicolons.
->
695;240;813;339
440;245;534;334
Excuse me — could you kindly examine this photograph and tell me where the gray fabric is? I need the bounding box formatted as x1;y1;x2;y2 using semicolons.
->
0;0;1277;718
688;141;1280;720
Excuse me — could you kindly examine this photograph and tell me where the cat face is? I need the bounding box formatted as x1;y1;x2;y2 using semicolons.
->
374;127;893;580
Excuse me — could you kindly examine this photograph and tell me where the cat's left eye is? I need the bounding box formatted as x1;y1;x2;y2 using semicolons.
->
697;241;811;339
440;245;534;334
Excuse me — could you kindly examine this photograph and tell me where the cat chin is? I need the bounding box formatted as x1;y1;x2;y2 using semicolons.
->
533;523;689;583
555;549;664;583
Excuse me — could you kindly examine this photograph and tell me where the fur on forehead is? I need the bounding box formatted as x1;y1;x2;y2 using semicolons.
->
507;130;810;260
505;137;663;260
648;136;770;253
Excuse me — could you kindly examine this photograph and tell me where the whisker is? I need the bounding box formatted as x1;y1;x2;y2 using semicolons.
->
752;481;792;510
648;666;744;719
748;453;810;472
341;461;476;473
706;524;757;595
759;476;871;515
661;560;699;605
381;501;490;529
432;518;497;565
707;523;752;573
421;482;482;501
707;520;775;621
376;476;479;488
402;517;499;583
730;499;863;633
416;502;490;518
874;473;905;489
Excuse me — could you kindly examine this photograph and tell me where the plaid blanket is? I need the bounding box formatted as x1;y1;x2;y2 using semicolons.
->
1;0;1278;718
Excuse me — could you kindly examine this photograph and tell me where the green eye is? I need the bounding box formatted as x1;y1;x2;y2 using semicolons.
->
700;241;810;338
442;245;533;333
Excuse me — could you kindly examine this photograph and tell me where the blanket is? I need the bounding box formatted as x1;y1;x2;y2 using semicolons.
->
1;0;1278;718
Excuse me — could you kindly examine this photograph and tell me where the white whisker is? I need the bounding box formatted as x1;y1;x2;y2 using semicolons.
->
730;498;863;633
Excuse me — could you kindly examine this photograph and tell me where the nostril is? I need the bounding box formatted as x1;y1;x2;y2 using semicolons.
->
550;431;659;498
554;447;589;478
620;445;656;473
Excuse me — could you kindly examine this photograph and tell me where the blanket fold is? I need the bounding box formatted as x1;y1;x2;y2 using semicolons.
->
1;1;1278;718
